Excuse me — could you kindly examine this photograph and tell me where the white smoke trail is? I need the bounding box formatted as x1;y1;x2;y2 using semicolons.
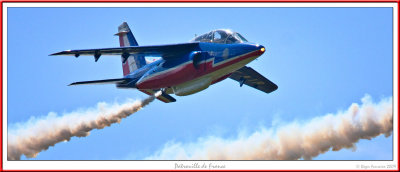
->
146;95;393;160
8;91;162;160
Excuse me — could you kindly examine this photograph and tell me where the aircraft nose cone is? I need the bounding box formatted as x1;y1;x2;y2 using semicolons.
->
243;43;265;56
259;45;265;54
254;44;265;55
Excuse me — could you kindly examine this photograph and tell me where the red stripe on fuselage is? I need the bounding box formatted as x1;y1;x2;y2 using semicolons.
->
207;50;262;75
136;49;263;89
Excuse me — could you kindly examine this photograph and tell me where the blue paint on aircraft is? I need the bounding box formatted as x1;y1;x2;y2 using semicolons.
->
51;23;277;103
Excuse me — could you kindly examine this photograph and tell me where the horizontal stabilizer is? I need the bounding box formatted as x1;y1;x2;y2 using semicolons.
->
69;78;129;86
230;66;278;94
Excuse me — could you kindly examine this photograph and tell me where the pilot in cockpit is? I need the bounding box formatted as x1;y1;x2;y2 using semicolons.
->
191;29;248;44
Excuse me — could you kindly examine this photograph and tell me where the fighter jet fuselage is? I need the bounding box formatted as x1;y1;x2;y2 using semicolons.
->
51;22;277;103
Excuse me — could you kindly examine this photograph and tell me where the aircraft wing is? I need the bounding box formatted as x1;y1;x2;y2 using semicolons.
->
50;42;199;61
229;66;278;94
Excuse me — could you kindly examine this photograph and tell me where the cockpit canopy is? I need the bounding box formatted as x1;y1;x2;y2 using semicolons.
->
190;29;248;44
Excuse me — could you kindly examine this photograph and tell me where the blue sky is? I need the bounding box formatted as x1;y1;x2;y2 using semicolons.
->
6;7;393;160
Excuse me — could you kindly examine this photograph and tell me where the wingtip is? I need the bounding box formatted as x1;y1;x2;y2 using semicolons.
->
267;84;278;93
50;52;64;56
50;50;72;56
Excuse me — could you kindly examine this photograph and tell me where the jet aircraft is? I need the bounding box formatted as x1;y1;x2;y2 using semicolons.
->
51;22;278;103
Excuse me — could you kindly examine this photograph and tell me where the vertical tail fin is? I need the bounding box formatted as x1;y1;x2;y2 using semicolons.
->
115;22;146;76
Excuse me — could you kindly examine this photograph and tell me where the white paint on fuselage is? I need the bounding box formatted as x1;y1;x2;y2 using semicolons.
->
139;49;257;85
171;54;259;96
